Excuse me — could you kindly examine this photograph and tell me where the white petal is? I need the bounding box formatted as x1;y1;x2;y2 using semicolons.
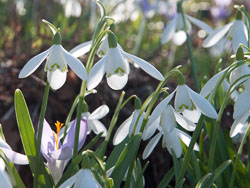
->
233;89;250;119
186;85;218;119
160;105;176;134
232;21;248;53
186;15;213;33
61;46;88;81
129;110;145;136
124;52;164;81
229;64;250;85
182;109;201;124
18;48;50;78
113;114;133;145
230;110;250;137
174;111;196;132
106;73;128;90
69;41;92;58
163;129;182;158
200;70;226;97
172;30;187;46
202;22;233;48
89;105;109;120
176;129;199;151
75;169;101;188
0;170;12;188
142;117;160;141
0;148;29;165
58;173;76;188
0;159;5;171
161;15;177;44
174;85;193;112
90;120;107;137
142;132;162;159
87;56;107;90
97;36;109;57
47;69;67;90
0;138;11;150
147;91;176;126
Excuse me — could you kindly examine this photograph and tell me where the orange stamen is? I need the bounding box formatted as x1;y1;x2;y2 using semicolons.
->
53;121;64;150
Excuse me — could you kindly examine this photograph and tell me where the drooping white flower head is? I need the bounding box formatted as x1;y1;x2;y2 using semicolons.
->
59;169;101;188
142;104;199;159
19;32;88;90
82;104;109;137
161;2;213;46
202;11;248;53
64;0;82;18
86;32;164;90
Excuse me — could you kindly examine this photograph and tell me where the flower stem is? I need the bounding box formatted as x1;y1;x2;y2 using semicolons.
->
179;2;200;91
34;81;50;188
229;124;250;188
176;115;205;186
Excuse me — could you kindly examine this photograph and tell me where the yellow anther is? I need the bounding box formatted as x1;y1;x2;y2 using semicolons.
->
53;121;64;150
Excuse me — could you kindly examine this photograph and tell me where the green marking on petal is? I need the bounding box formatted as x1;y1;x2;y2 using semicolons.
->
114;67;125;74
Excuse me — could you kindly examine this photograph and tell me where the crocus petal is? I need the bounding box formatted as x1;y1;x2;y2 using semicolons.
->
47;158;66;184
0;170;12;188
176;129;199;151
106;73;128;90
202;22;233;48
232;21;248;53
61;46;88;81
147;91;176;125
113;114;133;145
174;85;192;112
87;55;107;90
0;148;28;165
63;119;88;150
186;15;213;33
90;120;107;137
70;41;92;58
161;15;177;44
200;70;226;97
182;109;201;124
142;132;162;159
142;117;160;141
186;85;218;119
89;105;109;120
174;111;196;132
18;48;50;78
47;69;67;90
163;129;182;158
230;110;250;137
124;52;164;81
233;89;250;119
50;146;73;160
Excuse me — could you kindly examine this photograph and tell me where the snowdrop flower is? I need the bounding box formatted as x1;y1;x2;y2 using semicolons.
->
82;104;109;137
19;32;88;90
202;11;248;53
64;0;82;17
230;109;250;138
59;169;101;188
87;32;164;90
40;119;87;184
161;3;213;46
143;104;199;159
0;168;12;188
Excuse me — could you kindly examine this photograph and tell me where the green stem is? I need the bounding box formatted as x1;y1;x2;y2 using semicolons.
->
176;115;205;186
229;124;250;188
34;81;50;188
179;2;200;91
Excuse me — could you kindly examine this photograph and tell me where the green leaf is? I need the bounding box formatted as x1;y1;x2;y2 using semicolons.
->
195;173;213;188
157;168;174;188
134;160;149;188
110;134;142;188
14;89;52;186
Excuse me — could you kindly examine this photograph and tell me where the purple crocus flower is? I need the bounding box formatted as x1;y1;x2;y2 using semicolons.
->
40;119;88;184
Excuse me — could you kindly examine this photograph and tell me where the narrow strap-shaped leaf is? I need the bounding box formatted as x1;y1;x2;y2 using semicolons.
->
110;134;142;188
134;160;149;188
14;89;52;187
157;167;174;188
195;173;213;188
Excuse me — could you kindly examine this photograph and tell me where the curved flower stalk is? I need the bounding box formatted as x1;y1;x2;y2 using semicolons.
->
59;169;101;188
113;109;145;145
18;32;88;90
202;11;248;53
64;0;82;18
161;5;213;46
40;119;87;184
87;32;164;90
142;105;199;159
